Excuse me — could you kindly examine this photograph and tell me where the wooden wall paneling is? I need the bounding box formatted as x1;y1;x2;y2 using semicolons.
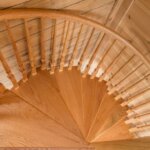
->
0;91;86;147
13;70;83;139
116;0;150;58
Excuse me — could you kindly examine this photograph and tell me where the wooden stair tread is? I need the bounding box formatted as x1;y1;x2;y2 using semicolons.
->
13;70;83;139
0;91;87;147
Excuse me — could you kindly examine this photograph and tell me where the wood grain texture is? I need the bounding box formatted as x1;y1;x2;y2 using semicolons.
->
81;77;106;137
14;70;83;139
55;68;85;137
87;93;128;142
0;91;86;147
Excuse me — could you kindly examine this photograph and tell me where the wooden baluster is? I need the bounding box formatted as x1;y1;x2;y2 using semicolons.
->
98;46;126;82
77;28;95;70
127;102;150;117
50;19;56;74
40;18;46;70
125;113;150;125
129;125;150;133
24;19;37;76
115;74;150;101
107;54;136;83
0;51;18;89
121;88;150;107
4;20;28;82
58;20;67;59
82;33;105;77
90;40;117;79
68;24;83;70
59;21;70;72
108;62;143;95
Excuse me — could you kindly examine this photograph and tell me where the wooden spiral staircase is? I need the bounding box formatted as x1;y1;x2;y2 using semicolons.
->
0;8;149;148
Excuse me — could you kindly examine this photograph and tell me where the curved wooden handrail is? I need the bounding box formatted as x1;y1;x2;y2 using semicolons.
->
0;8;149;69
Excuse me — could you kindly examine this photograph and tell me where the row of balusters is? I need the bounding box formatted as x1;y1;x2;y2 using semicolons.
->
0;18;149;137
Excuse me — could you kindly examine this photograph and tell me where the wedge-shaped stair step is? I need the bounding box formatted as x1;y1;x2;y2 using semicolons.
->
92;117;134;142
0;91;86;147
55;68;85;137
13;70;83;139
87;93;127;142
81;76;107;137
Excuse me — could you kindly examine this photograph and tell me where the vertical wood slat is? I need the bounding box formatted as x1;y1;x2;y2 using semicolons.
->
125;113;150;125
77;28;95;70
58;20;67;63
40;18;46;70
50;19;56;74
107;54;136;82
90;40;117;79
68;24;83;70
82;33;105;77
108;62;143;95
115;73;150;101
0;51;18;89
121;88;150;107
129;125;150;133
59;21;70;72
98;46;126;82
127;102;150;117
4;20;28;82
24;19;37;76
118;72;150;94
